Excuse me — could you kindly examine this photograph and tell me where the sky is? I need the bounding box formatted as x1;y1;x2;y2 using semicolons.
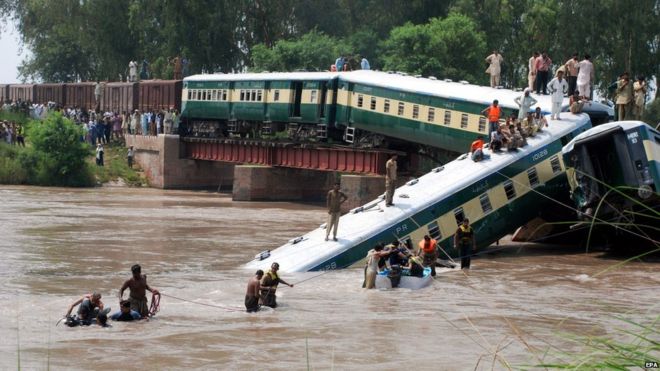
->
0;22;27;83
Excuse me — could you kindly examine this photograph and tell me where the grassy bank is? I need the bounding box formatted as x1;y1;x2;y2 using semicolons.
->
90;142;147;187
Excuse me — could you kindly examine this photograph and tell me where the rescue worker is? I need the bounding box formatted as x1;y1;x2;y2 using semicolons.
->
260;263;293;308
417;235;438;277
385;154;397;207
245;270;263;313
387;240;409;267
470;136;485;162
364;244;390;289
615;72;633;120
454;219;476;270
119;264;159;318
64;292;109;326
404;255;425;277
481;100;501;136
325;182;348;241
110;300;141;321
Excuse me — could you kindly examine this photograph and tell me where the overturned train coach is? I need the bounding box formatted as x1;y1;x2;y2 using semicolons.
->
562;121;660;246
180;70;612;155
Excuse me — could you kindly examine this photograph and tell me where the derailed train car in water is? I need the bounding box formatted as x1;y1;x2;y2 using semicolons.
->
562;121;660;246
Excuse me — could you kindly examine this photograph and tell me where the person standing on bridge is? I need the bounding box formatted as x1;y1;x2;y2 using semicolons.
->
325;182;348;241
385;154;398;207
454;219;476;270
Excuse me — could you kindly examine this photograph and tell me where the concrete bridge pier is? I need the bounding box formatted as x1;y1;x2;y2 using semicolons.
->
126;134;234;189
232;165;386;212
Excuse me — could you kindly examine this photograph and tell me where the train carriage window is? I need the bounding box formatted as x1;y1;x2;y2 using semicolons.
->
273;90;280;101
222;90;228;101
397;102;405;116
240;90;245;101
251;90;257;101
427;221;441;240
370;97;376;110
453;207;465;226
401;236;413;250
257;90;263;102
188;90;192;100
478;117;487;132
527;167;540;187
357;95;363;108
461;113;469;128
311;90;317;103
550;156;562;174
192;90;198;100
384;99;390;113
206;90;212;101
444;110;451;125
202;90;207;101
428;108;435;122
504;181;516;200
412;105;419;119
212;90;217;101
479;193;493;214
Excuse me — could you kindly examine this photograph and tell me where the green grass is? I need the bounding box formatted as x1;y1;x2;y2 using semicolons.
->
90;141;147;187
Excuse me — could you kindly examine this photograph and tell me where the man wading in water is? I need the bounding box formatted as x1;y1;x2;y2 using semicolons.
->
119;264;159;318
245;270;264;312
260;263;293;308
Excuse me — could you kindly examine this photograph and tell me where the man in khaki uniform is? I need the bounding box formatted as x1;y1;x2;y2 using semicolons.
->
385;154;398;207
616;72;633;120
325;182;347;241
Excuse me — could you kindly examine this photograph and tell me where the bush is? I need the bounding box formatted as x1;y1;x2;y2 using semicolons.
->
642;97;660;128
0;113;95;187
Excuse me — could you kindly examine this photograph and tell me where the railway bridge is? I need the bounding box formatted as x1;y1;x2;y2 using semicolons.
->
125;134;406;211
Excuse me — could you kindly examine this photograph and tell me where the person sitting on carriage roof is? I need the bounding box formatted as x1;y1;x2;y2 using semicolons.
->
490;127;504;152
470;136;486;162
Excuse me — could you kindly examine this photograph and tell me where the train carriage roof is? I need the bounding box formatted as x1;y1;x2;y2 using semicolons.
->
341;70;557;110
184;71;339;82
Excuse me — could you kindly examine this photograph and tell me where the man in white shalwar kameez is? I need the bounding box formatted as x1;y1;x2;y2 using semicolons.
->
485;51;504;88
577;54;594;99
547;70;568;120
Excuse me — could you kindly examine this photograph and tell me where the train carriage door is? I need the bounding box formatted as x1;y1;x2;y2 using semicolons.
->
292;81;303;117
319;81;328;118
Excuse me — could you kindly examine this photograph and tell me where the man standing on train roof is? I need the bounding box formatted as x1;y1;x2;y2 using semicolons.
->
576;54;594;99
547;69;568;120
485;50;504;88
385;154;397;207
535;52;552;95
528;52;539;90
360;56;370;70
325;182;348;241
481;100;501;136
335;56;344;72
245;270;263;313
119;264;159;318
417;235;438;277
564;53;579;96
454;219;476;270
615;72;633;121
514;88;538;120
260;263;292;308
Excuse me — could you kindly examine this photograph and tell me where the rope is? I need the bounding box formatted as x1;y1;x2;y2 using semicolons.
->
148;292;161;317
160;292;244;312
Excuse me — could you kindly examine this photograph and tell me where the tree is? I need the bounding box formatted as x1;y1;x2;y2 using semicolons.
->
251;30;346;72
381;14;486;81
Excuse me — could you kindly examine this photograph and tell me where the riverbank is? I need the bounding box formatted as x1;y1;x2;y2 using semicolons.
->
90;141;148;187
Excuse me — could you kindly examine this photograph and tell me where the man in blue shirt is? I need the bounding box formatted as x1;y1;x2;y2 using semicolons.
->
335;56;344;72
360;57;370;70
110;300;141;321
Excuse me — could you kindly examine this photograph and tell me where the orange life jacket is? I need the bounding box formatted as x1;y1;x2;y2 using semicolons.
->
471;139;483;152
418;238;437;254
488;105;501;122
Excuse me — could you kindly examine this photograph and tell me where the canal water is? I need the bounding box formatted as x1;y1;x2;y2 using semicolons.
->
0;186;657;370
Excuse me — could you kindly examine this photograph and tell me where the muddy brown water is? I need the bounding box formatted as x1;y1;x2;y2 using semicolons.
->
0;186;657;370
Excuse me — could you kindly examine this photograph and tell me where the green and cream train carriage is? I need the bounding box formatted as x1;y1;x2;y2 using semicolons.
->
181;70;544;153
181;72;339;139
246;113;592;272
